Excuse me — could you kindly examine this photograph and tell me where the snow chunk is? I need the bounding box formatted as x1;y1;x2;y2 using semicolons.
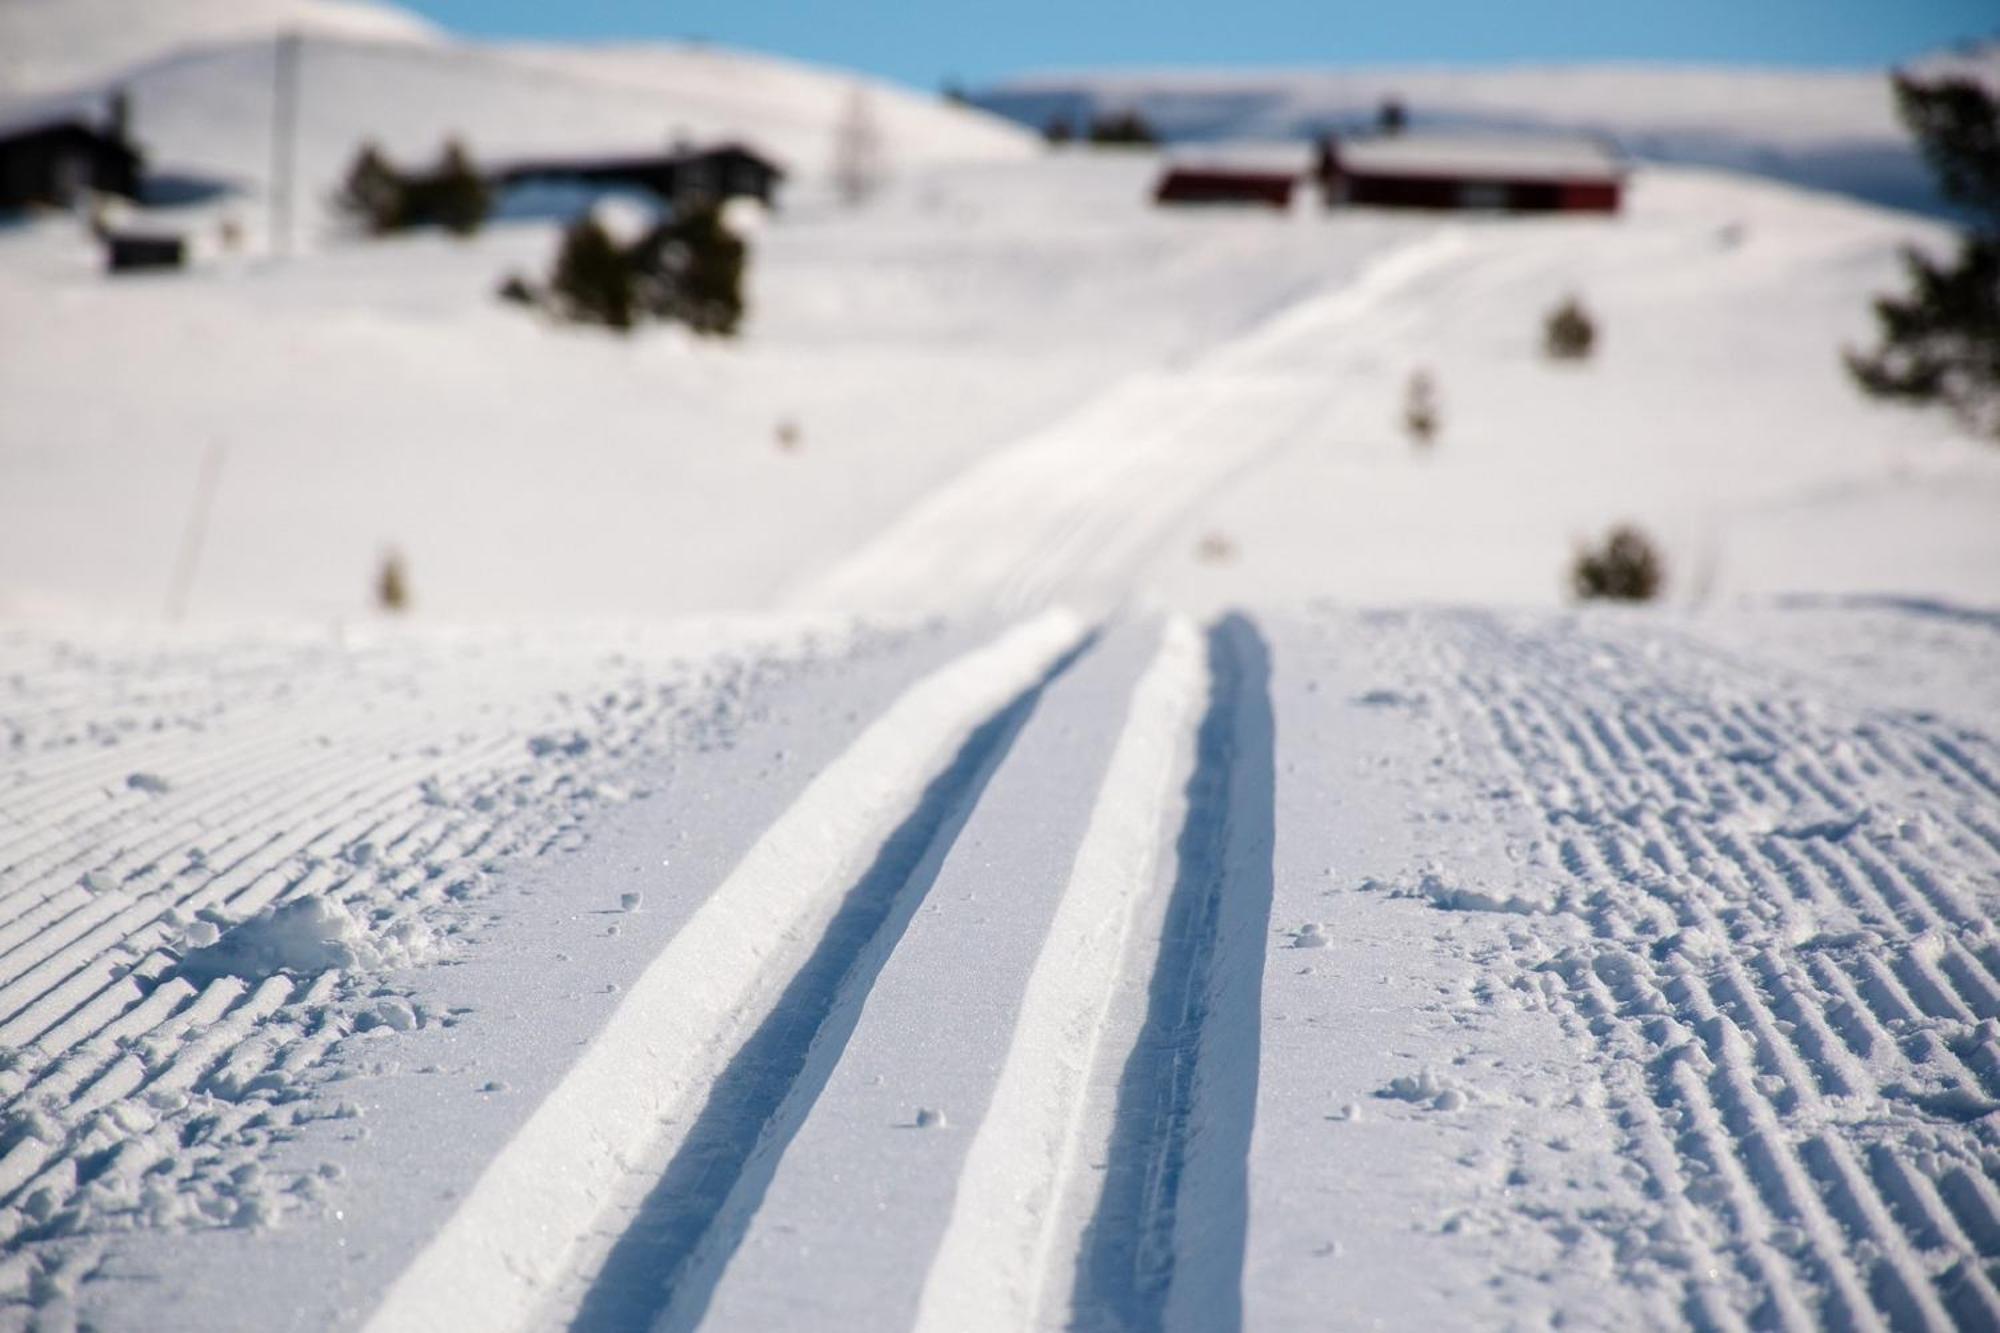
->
528;731;591;759
1377;1068;1471;1112
355;996;419;1033
177;897;436;982
1409;872;1540;915
1289;922;1331;949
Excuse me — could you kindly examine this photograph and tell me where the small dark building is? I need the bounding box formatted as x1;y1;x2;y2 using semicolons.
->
104;230;185;273
0;95;144;211
1320;132;1624;215
496;142;784;210
1154;146;1310;210
1155;167;1296;210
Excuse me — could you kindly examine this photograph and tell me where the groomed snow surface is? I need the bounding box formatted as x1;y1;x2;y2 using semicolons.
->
4;5;2000;1329
3;605;1997;1330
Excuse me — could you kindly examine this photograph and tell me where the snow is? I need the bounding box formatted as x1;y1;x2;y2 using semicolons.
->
2;5;1999;1331
1331;129;1625;181
0;0;439;100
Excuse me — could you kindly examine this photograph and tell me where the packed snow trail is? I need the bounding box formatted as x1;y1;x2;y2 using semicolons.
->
785;230;1464;618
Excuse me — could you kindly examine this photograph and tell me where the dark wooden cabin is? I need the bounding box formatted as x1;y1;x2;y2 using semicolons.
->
0;96;143;210
496;142;784;210
104;231;186;273
1154;167;1296;209
1319;132;1624;214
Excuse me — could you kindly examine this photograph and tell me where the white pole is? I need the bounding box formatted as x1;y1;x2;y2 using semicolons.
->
165;441;228;622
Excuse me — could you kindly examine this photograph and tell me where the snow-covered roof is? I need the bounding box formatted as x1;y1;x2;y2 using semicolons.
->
0;89;117;142
1331;131;1624;182
1162;140;1315;177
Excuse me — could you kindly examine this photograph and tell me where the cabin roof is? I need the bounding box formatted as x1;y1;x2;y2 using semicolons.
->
0;89;123;145
1162;140;1316;178
1332;131;1624;183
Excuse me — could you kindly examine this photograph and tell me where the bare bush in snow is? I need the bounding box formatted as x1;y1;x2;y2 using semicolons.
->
1403;369;1440;447
1571;525;1664;602
1543;295;1597;362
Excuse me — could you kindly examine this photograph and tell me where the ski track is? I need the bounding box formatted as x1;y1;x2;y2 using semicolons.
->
784;230;1468;620
1068;615;1274;1333
4;603;1996;1330
0;625;838;1313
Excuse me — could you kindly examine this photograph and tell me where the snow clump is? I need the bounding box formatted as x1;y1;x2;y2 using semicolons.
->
178;897;435;982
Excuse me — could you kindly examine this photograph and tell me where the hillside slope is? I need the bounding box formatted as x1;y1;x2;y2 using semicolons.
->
0;0;438;99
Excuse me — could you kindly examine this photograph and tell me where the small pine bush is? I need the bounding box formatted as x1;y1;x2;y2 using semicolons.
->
550;215;634;330
336;142;403;234
1088;110;1158;147
1543;296;1597;362
376;550;410;612
407;139;491;236
632;205;746;336
540;207;747;337
1403;369;1440;447
1571;526;1664;602
333;139;491;236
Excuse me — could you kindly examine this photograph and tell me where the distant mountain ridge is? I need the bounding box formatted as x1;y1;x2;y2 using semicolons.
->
978;50;2000;218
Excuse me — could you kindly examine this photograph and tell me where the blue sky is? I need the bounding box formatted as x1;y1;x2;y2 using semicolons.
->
400;1;1997;87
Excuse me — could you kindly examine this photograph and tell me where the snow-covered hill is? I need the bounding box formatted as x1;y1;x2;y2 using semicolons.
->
0;1;1035;222
0;0;439;99
2;7;1998;1330
979;54;2000;216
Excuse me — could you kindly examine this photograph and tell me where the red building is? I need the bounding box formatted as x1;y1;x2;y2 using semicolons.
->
1319;132;1624;214
1153;145;1310;210
1155;167;1297;209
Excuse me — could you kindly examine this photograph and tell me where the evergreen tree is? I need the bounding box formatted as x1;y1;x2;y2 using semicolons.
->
335;142;404;234
1847;75;2000;438
422;139;491;237
1088;109;1158;147
550;215;634;331
633;206;747;337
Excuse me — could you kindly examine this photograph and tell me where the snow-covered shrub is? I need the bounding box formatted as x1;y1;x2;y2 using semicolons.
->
1571;526;1664;602
1403;369;1440;447
1543;296;1597;362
